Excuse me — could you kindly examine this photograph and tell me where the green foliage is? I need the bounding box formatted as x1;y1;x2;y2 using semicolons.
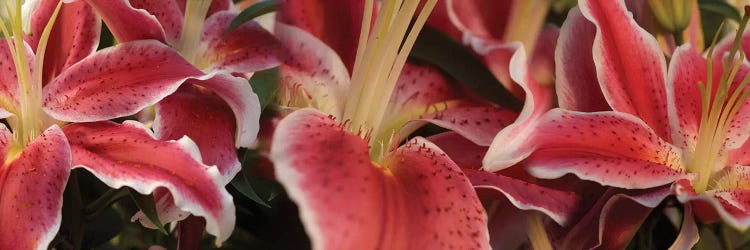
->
225;0;279;36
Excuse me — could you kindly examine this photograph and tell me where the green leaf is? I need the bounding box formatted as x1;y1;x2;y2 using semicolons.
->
128;188;168;234
225;0;279;36
699;0;741;22
410;26;522;111
230;150;282;207
249;68;280;111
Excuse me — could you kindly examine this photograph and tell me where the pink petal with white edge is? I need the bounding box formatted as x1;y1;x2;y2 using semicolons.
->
483;46;553;170
186;72;261;148
84;0;167;43
276;23;350;116
28;0;101;85
579;0;671;140
555;6;609;112
466;169;579;226
63;121;234;244
271;108;489;250
561;186;671;249
128;0;184;45
0;125;71;250
154;85;240;181
488;109;686;189
667;45;705;151
418;105;517;146
277;0;366;71
201;11;283;74
43;40;203;122
675;165;750;231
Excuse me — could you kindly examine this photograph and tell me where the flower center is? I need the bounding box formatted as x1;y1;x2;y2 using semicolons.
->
0;0;60;154
343;0;437;161
688;8;750;193
176;0;211;67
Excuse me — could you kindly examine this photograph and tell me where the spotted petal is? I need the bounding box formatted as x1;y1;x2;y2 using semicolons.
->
560;186;672;249
43;40;203;122
0;125;71;250
555;6;608;112
467;169;579;226
154;85;240;180
271;108;489;250
486;109;686;189
275;23;350;117
278;0;366;71
579;0;671;140
200;11;283;74
63;121;234;244
28;0;101;85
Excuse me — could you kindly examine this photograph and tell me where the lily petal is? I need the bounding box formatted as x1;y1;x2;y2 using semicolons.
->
483;46;553;171
555;6;609;112
676;165;750;230
271;108;489;249
579;0;671;140
427;131;487;169
28;0;100;85
128;0;183;45
63;121;234;244
43;40;202;122
201;11;283;73
83;0;167;43
277;0;366;71
466;169;580;226
275;23;350;117
488;109;685;189
154;85;240;180
0;39;31;117
445;0;509;41
667;45;705;151
185;72;261;148
669;204;699;250
0;125;71;250
418;105;517;147
561;186;672;249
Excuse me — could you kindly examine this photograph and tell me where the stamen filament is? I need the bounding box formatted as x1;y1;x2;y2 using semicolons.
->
177;0;211;65
691;9;750;192
344;0;438;160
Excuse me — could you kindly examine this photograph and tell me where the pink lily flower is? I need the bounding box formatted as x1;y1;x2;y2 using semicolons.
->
484;0;750;247
80;0;284;180
272;0;503;248
1;0;239;247
75;0;284;236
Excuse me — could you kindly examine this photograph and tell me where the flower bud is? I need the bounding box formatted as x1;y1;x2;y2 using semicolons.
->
647;0;692;33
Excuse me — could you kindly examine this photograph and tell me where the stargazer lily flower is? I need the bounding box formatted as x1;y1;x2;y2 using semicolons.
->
272;0;494;248
484;0;750;247
80;0;283;180
0;0;238;246
73;0;283;235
